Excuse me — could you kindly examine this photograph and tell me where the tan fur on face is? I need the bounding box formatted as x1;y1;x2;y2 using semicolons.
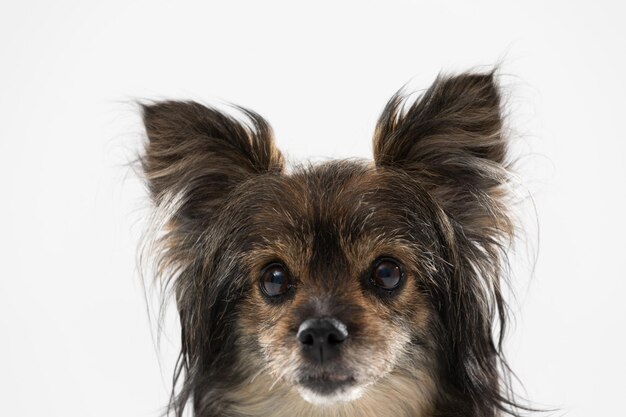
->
234;167;438;416
225;357;437;417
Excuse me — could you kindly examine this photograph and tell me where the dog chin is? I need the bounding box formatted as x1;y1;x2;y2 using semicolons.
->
296;384;366;405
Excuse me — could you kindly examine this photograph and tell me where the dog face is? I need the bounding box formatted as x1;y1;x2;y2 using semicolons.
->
140;72;520;417
233;165;439;406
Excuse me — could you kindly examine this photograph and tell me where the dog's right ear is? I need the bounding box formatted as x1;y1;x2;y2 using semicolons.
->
140;101;284;222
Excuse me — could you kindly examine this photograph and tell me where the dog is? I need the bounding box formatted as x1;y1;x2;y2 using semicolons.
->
139;71;527;417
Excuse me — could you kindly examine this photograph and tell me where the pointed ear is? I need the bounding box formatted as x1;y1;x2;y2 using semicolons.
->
141;101;284;221
373;72;511;235
373;71;504;167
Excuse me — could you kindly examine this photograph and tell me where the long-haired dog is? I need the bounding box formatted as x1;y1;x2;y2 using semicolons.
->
139;71;527;417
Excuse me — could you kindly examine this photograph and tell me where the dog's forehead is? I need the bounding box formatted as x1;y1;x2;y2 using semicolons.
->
234;161;431;274
249;161;396;234
239;160;434;240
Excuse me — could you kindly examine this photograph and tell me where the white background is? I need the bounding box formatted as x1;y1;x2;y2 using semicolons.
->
1;1;625;416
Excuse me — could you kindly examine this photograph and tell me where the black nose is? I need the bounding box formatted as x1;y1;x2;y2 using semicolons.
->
297;317;348;364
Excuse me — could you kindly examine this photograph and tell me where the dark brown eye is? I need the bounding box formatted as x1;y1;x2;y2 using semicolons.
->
371;258;403;290
260;263;293;298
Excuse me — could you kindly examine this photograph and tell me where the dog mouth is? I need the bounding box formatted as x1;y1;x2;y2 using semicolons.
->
298;372;357;395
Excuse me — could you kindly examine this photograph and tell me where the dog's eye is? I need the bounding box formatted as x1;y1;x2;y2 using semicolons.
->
371;258;403;290
260;263;293;298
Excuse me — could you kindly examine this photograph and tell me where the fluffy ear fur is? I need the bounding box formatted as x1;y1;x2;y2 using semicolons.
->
140;100;285;276
373;72;510;233
372;71;513;253
141;101;284;221
373;72;520;415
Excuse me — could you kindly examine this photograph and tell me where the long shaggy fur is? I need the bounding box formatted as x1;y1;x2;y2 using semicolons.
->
139;71;528;417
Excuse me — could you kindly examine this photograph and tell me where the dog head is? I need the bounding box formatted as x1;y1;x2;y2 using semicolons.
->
140;72;521;416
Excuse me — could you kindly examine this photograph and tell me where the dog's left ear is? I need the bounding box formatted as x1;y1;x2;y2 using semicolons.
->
373;71;509;235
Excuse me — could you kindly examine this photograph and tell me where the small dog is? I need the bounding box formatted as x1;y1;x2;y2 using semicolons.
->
140;71;526;417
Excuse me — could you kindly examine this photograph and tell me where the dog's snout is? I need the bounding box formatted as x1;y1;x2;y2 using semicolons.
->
297;318;348;364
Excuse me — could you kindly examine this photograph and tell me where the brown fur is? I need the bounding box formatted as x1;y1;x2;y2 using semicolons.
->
139;70;527;417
